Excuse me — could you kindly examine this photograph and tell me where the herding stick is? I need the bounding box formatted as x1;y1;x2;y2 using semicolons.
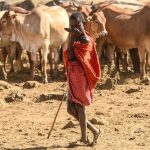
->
47;93;66;139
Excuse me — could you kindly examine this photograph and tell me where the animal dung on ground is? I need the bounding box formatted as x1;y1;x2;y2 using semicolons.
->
23;81;41;89
90;117;109;126
62;121;76;129
5;91;26;103
125;87;141;94
128;112;149;118
36;93;66;102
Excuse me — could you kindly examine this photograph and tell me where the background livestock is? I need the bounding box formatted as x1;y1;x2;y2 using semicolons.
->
0;1;150;150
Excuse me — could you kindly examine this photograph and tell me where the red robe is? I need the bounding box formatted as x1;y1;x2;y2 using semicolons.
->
64;32;101;105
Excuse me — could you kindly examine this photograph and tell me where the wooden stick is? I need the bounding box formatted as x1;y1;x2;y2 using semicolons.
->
47;94;65;139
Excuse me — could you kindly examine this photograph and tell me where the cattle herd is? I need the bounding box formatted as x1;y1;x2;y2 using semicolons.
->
0;0;149;84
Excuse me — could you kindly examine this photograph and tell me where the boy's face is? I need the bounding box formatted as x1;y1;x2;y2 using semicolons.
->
70;19;81;30
64;18;85;37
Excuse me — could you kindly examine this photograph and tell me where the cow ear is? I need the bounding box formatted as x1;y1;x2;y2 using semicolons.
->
4;10;11;17
4;9;16;19
91;4;98;11
89;7;98;16
87;16;92;21
9;10;17;19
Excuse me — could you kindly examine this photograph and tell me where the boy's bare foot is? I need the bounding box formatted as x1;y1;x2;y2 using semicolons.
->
69;137;91;146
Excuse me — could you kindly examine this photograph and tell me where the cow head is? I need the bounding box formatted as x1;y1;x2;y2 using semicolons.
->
0;10;16;40
72;1;92;20
87;10;108;39
60;1;77;15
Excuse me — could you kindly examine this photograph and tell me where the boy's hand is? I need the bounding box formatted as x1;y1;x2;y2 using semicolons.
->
64;28;82;37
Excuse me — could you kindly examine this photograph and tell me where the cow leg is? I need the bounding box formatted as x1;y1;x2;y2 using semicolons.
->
41;51;48;83
61;40;69;74
115;47;121;72
36;49;42;72
2;48;8;80
49;49;53;76
27;51;32;69
2;47;8;73
53;48;59;78
15;43;23;72
145;52;150;74
30;52;36;80
27;51;35;79
129;48;140;73
138;49;146;78
122;52;131;72
59;45;63;63
41;41;49;83
107;44;115;77
126;51;132;72
7;45;15;73
38;49;42;72
96;38;104;65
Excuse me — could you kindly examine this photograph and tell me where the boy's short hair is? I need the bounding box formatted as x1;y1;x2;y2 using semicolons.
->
70;12;86;23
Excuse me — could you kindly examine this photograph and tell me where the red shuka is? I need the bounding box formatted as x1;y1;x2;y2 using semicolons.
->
64;32;101;95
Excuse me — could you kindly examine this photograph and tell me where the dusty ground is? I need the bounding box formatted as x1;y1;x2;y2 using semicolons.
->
0;63;149;150
0;0;150;150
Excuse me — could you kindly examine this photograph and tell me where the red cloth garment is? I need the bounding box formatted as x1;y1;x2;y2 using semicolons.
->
67;61;92;106
64;32;101;105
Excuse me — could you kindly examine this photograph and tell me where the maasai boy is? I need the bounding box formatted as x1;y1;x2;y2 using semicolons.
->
64;12;101;146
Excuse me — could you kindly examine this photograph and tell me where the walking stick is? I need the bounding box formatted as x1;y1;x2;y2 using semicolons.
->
47;93;66;139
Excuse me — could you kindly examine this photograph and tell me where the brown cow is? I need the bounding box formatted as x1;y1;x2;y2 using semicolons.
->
14;0;35;11
0;5;69;83
90;3;150;78
59;1;108;38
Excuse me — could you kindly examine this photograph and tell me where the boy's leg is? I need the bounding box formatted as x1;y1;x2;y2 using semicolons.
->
67;91;78;119
75;103;87;143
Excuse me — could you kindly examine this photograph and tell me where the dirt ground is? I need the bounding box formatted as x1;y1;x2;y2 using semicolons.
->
0;63;149;150
0;0;150;150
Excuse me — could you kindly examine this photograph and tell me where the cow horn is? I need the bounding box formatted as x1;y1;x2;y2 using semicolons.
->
90;1;93;5
70;1;72;5
52;2;57;6
72;1;79;8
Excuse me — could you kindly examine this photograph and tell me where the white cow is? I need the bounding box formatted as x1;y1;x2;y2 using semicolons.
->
0;5;69;83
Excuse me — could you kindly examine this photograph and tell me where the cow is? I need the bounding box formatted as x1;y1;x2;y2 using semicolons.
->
0;1;10;11
0;39;23;79
0;5;69;83
14;0;35;11
45;0;71;7
89;3;150;78
0;11;23;79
